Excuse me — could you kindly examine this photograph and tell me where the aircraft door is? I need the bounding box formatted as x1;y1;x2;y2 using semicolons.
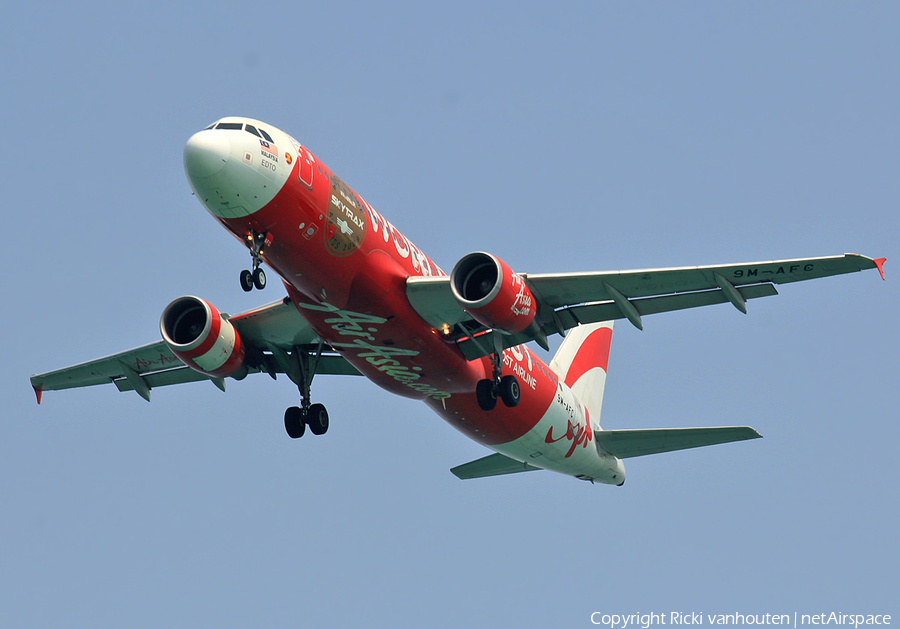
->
298;146;314;189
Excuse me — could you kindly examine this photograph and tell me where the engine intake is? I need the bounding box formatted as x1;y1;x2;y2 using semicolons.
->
450;252;536;334
160;296;246;378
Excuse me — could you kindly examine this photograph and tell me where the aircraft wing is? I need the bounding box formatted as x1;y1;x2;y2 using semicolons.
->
407;253;885;360
30;298;360;403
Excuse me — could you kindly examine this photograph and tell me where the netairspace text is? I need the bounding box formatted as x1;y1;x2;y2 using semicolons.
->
591;613;892;629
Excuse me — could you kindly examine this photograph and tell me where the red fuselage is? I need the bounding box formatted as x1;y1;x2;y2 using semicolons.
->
183;117;624;484
217;139;560;446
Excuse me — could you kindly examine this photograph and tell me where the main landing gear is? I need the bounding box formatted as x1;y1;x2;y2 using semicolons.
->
475;337;521;412
240;229;267;292
275;343;330;439
284;403;329;439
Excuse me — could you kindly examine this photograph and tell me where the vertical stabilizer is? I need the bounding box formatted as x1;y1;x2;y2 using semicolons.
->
548;321;614;427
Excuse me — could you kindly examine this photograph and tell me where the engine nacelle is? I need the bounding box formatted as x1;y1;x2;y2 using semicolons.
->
450;252;536;334
160;296;246;379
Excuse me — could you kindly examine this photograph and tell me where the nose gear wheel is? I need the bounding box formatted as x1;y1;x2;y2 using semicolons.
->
252;268;266;289
240;229;268;291
240;269;254;292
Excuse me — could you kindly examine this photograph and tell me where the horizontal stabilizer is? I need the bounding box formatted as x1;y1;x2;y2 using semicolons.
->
596;426;761;459
451;452;542;480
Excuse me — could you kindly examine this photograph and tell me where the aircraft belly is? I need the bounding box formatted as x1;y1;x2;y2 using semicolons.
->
282;283;479;401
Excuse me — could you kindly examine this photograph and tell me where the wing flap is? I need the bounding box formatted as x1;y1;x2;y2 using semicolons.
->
450;452;542;479
455;284;778;361
595;426;762;459
557;283;778;331
113;365;216;393
111;354;361;396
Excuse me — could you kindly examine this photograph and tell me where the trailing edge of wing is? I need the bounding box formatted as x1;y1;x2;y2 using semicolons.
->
451;452;542;479
455;283;778;361
595;426;762;458
108;355;360;397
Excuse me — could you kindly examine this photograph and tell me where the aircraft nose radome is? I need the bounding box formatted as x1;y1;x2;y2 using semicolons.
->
184;130;231;180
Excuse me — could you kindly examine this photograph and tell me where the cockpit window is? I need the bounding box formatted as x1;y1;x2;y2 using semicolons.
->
215;122;244;130
259;128;275;142
204;124;215;130
244;124;262;138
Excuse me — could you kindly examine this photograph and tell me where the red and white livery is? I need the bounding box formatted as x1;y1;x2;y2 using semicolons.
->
160;296;246;380
30;116;886;485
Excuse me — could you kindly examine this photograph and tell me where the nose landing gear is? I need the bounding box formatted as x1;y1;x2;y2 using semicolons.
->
240;269;266;291
241;230;268;291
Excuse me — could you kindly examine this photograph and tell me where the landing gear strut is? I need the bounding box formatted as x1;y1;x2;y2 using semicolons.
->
473;331;521;412
274;343;330;439
240;230;267;291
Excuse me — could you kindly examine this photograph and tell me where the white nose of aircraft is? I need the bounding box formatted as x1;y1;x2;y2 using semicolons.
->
184;130;231;179
183;118;292;219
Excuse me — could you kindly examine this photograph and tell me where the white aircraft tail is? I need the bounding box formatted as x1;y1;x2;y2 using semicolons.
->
548;321;614;427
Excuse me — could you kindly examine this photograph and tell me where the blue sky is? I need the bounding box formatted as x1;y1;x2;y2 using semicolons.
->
2;3;897;627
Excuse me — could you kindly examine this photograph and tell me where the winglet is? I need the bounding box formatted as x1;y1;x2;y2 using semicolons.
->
874;257;886;280
33;384;43;405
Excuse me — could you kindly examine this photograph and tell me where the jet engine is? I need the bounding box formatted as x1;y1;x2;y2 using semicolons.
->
450;252;536;334
160;296;247;379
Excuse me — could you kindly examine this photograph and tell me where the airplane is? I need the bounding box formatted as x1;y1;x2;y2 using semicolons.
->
30;116;886;486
